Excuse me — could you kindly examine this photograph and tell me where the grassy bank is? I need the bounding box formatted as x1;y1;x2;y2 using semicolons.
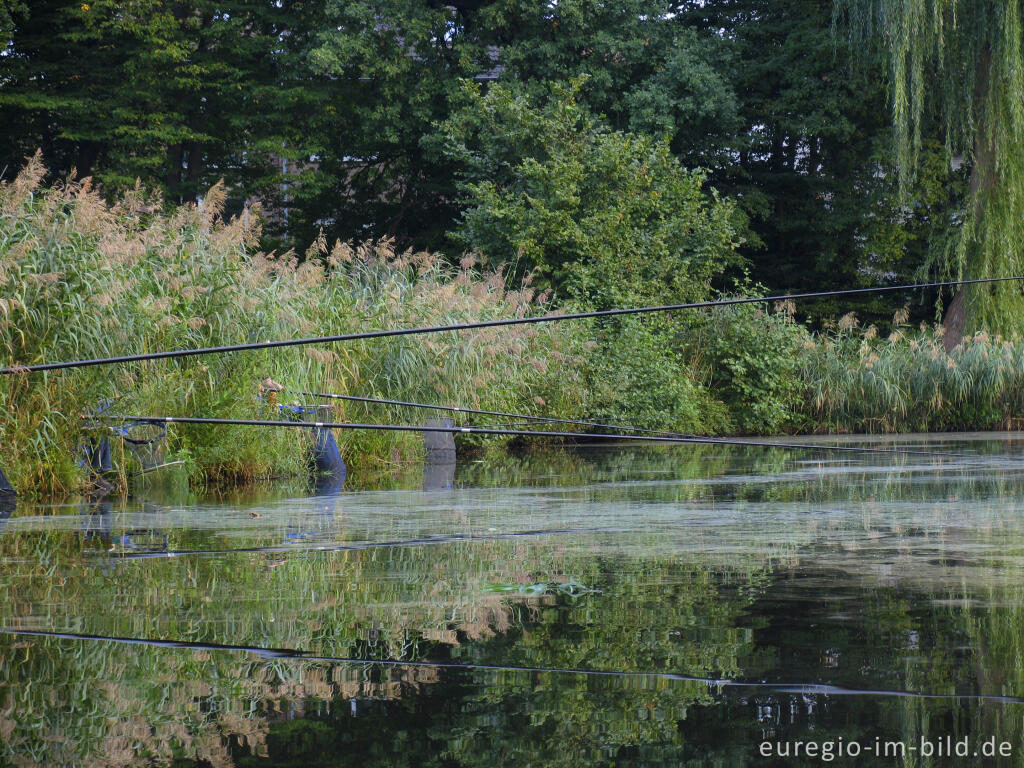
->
3;158;1022;497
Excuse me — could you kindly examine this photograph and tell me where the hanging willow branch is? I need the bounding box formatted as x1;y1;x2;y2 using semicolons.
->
835;0;1024;338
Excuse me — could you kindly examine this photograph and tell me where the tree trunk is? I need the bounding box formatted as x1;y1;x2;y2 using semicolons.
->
166;143;184;200
943;47;993;352
942;289;966;353
186;142;203;203
75;141;103;180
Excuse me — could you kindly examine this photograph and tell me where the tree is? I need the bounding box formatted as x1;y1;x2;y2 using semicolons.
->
673;0;964;326
0;1;323;207
476;0;740;168
435;80;741;306
302;1;744;252
0;1;26;49
303;0;498;250
835;0;1024;343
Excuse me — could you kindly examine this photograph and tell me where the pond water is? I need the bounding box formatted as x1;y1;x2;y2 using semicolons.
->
3;434;1024;766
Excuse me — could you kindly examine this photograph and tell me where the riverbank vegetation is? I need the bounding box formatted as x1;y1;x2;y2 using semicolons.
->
4;155;1024;497
0;156;577;495
3;1;1024;496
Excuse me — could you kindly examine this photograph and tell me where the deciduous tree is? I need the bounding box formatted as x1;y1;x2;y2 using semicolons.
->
835;0;1024;341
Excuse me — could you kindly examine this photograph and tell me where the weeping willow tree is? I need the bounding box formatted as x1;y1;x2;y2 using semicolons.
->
836;0;1024;346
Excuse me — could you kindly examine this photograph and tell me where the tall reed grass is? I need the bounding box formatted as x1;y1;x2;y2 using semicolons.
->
798;314;1024;433
0;154;576;496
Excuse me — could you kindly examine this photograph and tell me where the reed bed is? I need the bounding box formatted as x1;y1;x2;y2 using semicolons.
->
797;315;1024;433
0;155;575;496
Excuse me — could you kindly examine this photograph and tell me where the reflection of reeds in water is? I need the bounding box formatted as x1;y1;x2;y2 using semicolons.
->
0;634;459;767
0;521;771;766
7;443;1024;765
10;521;1024;766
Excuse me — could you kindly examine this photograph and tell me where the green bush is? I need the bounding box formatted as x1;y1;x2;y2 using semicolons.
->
436;79;742;304
688;300;810;434
434;80;750;437
582;317;731;434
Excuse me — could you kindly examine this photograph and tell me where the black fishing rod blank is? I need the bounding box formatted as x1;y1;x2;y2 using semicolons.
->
4;275;1021;374
294;391;697;439
93;415;971;459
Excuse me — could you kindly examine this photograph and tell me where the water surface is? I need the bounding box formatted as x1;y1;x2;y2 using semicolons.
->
3;435;1024;766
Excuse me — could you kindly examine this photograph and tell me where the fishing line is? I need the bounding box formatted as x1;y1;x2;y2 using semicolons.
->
1;627;1018;702
93;415;973;458
3;275;1020;374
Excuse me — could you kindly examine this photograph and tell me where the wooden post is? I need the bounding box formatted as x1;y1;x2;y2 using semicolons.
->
424;418;456;490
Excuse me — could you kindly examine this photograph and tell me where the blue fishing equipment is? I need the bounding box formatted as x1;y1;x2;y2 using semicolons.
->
78;400;175;484
83;436;114;474
273;401;346;479
79;400;117;475
423;457;455;491
311;426;346;478
115;420;168;471
0;464;14;515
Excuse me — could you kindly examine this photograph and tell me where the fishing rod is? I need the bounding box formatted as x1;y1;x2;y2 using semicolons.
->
1;627;1019;702
92;415;971;459
3;275;1020;375
294;391;699;439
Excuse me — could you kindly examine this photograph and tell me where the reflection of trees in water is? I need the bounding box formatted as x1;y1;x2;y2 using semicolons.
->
4;441;1024;765
6;537;1024;766
228;569;1024;768
0;522;772;766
